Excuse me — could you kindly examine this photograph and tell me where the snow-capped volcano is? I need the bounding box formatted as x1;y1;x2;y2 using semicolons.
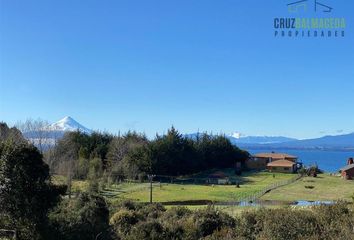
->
229;132;243;139
48;116;92;134
22;116;92;150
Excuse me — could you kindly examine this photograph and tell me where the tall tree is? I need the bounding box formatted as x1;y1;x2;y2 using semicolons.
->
0;142;66;239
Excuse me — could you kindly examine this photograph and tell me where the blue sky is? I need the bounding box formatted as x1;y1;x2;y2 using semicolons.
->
1;0;353;139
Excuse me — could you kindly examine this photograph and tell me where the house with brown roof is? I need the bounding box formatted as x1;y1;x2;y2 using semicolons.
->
267;160;297;173
246;152;298;171
340;158;354;180
207;171;230;185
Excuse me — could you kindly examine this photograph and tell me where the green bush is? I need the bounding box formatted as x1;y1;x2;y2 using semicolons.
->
255;208;319;240
237;203;354;240
127;220;166;240
191;207;236;238
108;202;354;240
49;192;111;240
110;209;142;235
314;203;353;239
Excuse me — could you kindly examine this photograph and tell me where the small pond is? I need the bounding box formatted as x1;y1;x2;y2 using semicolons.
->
163;200;335;207
228;200;335;207
294;200;334;206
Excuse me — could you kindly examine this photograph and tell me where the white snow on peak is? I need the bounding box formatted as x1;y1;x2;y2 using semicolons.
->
230;132;243;139
47;116;92;134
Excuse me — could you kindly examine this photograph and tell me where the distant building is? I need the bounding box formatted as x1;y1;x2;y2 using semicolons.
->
267;160;297;173
246;152;298;171
340;158;354;180
207;171;230;185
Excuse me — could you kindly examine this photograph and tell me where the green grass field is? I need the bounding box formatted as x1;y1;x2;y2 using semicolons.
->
108;171;294;203
52;171;354;208
261;174;354;202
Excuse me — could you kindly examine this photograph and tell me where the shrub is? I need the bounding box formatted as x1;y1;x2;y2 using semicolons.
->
49;193;110;240
191;207;236;238
238;209;264;240
127;220;166;240
161;207;193;240
115;200;141;211
313;203;354;239
203;228;239;240
255;208;319;240
163;207;192;221
108;203;354;240
110;209;142;235
137;203;166;219
237;204;354;240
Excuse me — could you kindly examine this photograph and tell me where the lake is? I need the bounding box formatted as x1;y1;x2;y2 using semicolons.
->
247;149;354;173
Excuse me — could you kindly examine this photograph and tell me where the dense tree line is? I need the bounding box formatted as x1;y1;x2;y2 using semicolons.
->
125;127;249;177
48;127;249;182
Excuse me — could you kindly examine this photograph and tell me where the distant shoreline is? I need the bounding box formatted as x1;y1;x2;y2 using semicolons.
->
241;146;354;152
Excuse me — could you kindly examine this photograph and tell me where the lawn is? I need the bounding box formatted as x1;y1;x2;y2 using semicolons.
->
261;174;354;202
51;172;354;214
110;171;294;203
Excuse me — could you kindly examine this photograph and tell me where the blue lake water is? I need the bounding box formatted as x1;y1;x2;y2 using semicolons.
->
247;149;354;173
235;200;334;207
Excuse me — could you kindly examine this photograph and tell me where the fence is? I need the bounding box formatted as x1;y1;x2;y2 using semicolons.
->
216;174;303;210
104;173;303;207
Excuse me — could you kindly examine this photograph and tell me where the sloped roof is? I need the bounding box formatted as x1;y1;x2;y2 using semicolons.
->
254;153;297;159
208;171;227;179
267;160;296;167
340;164;354;172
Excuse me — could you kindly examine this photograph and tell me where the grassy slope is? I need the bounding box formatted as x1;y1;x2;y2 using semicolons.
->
114;172;293;203
261;174;354;202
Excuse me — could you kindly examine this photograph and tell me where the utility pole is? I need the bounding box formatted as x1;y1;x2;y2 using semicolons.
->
147;174;156;203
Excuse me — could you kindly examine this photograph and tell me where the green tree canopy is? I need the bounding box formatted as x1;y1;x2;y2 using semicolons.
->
0;141;66;239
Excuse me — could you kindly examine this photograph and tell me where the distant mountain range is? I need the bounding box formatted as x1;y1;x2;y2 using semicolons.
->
21;116;354;151
267;133;354;150
185;132;297;144
186;132;354;150
228;135;297;145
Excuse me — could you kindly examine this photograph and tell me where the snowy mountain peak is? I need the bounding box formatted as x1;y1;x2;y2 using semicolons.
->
230;132;243;139
48;116;92;134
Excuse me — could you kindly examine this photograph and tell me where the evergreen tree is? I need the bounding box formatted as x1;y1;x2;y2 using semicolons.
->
0;142;66;239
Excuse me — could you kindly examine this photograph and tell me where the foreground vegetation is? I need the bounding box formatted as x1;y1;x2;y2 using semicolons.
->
106;200;354;240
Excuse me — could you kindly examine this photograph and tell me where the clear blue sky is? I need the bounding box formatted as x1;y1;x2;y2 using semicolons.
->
1;0;353;139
